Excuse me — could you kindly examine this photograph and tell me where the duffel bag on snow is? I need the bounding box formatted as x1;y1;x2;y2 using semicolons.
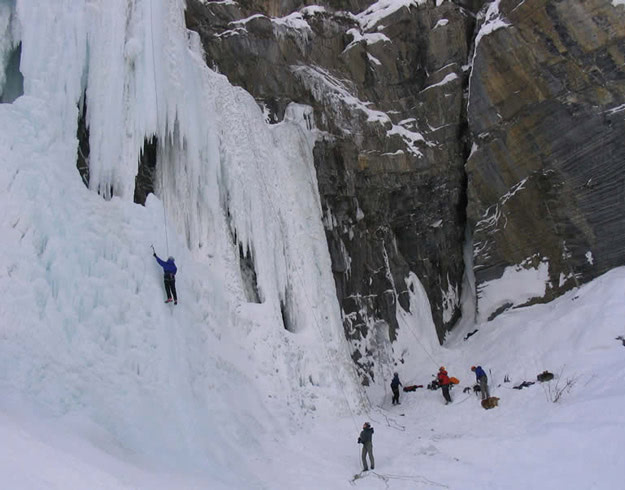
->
403;385;423;392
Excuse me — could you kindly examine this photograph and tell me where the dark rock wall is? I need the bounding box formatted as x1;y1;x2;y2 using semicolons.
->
186;1;475;361
185;0;625;380
467;0;625;318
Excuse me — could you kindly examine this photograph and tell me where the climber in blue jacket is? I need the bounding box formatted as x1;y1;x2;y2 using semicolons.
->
471;365;490;400
153;251;178;304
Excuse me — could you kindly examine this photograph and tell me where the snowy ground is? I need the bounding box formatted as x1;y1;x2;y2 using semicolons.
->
3;267;625;489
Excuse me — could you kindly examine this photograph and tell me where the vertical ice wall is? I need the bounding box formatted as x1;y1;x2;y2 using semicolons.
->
0;0;365;473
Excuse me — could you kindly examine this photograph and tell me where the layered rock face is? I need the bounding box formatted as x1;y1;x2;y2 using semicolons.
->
185;0;625;381
467;0;625;320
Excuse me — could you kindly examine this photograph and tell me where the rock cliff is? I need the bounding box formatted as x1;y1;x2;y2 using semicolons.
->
467;0;625;321
184;0;625;382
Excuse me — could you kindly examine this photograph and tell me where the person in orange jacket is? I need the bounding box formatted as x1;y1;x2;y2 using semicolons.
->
437;367;452;404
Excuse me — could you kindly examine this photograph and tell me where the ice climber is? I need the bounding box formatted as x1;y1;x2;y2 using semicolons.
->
437;366;452;405
471;365;490;400
390;372;402;405
358;422;374;471
153;251;178;304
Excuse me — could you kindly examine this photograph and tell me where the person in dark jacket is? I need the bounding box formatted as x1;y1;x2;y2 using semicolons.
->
358;422;374;471
471;365;490;400
437;367;452;404
390;372;402;405
153;252;178;304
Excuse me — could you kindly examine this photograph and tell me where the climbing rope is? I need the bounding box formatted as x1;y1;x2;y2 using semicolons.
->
370;407;405;432
379;239;441;371
246;134;368;434
148;0;169;255
249;135;452;437
406;325;440;369
350;470;448;488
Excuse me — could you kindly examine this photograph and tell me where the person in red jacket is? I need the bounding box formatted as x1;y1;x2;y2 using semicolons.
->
437;367;452;404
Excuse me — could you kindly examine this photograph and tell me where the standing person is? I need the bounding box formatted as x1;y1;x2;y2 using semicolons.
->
437;367;452;405
471;365;490;400
357;422;375;471
153;251;178;304
390;372;402;405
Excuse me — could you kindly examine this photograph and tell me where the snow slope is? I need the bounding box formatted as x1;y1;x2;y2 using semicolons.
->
269;268;625;490
2;266;624;489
